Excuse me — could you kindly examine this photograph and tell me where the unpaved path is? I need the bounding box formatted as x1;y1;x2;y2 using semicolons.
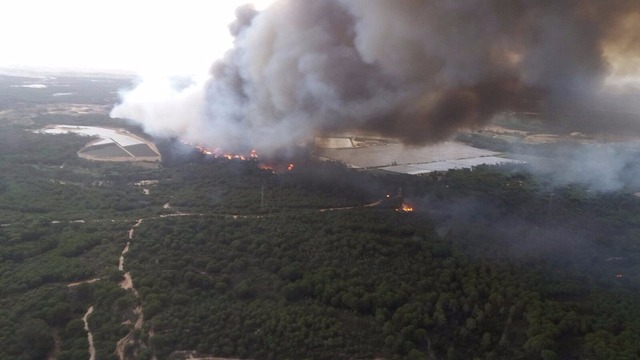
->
43;203;381;360
117;219;144;360
116;306;145;360
54;204;396;358
83;306;96;360
67;277;103;287
119;272;139;296
121;218;142;276
320;199;382;212
119;243;130;271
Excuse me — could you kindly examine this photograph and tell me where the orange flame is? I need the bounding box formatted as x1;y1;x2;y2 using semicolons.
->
257;162;294;173
183;139;299;175
195;145;213;155
398;203;414;212
258;164;275;173
189;140;258;160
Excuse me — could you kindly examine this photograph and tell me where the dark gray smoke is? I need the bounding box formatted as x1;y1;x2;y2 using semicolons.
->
111;0;640;155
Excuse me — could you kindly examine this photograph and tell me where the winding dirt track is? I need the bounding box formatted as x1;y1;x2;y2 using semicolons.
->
58;198;394;359
67;277;103;288
319;199;383;212
116;219;144;360
83;306;96;360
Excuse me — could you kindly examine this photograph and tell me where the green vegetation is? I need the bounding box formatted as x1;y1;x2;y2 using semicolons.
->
129;213;541;359
1;74;640;359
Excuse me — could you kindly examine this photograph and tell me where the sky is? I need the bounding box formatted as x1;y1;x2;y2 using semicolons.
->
0;0;275;75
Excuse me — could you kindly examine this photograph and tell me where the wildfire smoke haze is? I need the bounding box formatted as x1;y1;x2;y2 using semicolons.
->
111;0;640;156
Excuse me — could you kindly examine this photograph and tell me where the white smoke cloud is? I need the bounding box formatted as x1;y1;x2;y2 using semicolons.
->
111;76;208;142
522;143;640;192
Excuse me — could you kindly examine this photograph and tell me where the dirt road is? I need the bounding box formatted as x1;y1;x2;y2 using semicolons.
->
83;306;96;360
116;219;144;360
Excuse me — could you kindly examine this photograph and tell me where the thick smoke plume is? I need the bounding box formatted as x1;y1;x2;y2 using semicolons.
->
111;0;640;155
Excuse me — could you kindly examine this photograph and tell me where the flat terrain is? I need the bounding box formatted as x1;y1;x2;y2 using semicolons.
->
40;125;161;163
315;140;520;174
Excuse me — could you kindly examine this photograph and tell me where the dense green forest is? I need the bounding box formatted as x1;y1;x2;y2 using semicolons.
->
1;74;640;359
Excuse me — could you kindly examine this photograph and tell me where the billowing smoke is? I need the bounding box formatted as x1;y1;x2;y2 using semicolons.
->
111;0;640;155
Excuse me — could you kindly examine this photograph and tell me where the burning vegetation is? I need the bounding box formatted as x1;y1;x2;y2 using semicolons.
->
193;143;258;161
398;203;414;212
189;139;300;174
